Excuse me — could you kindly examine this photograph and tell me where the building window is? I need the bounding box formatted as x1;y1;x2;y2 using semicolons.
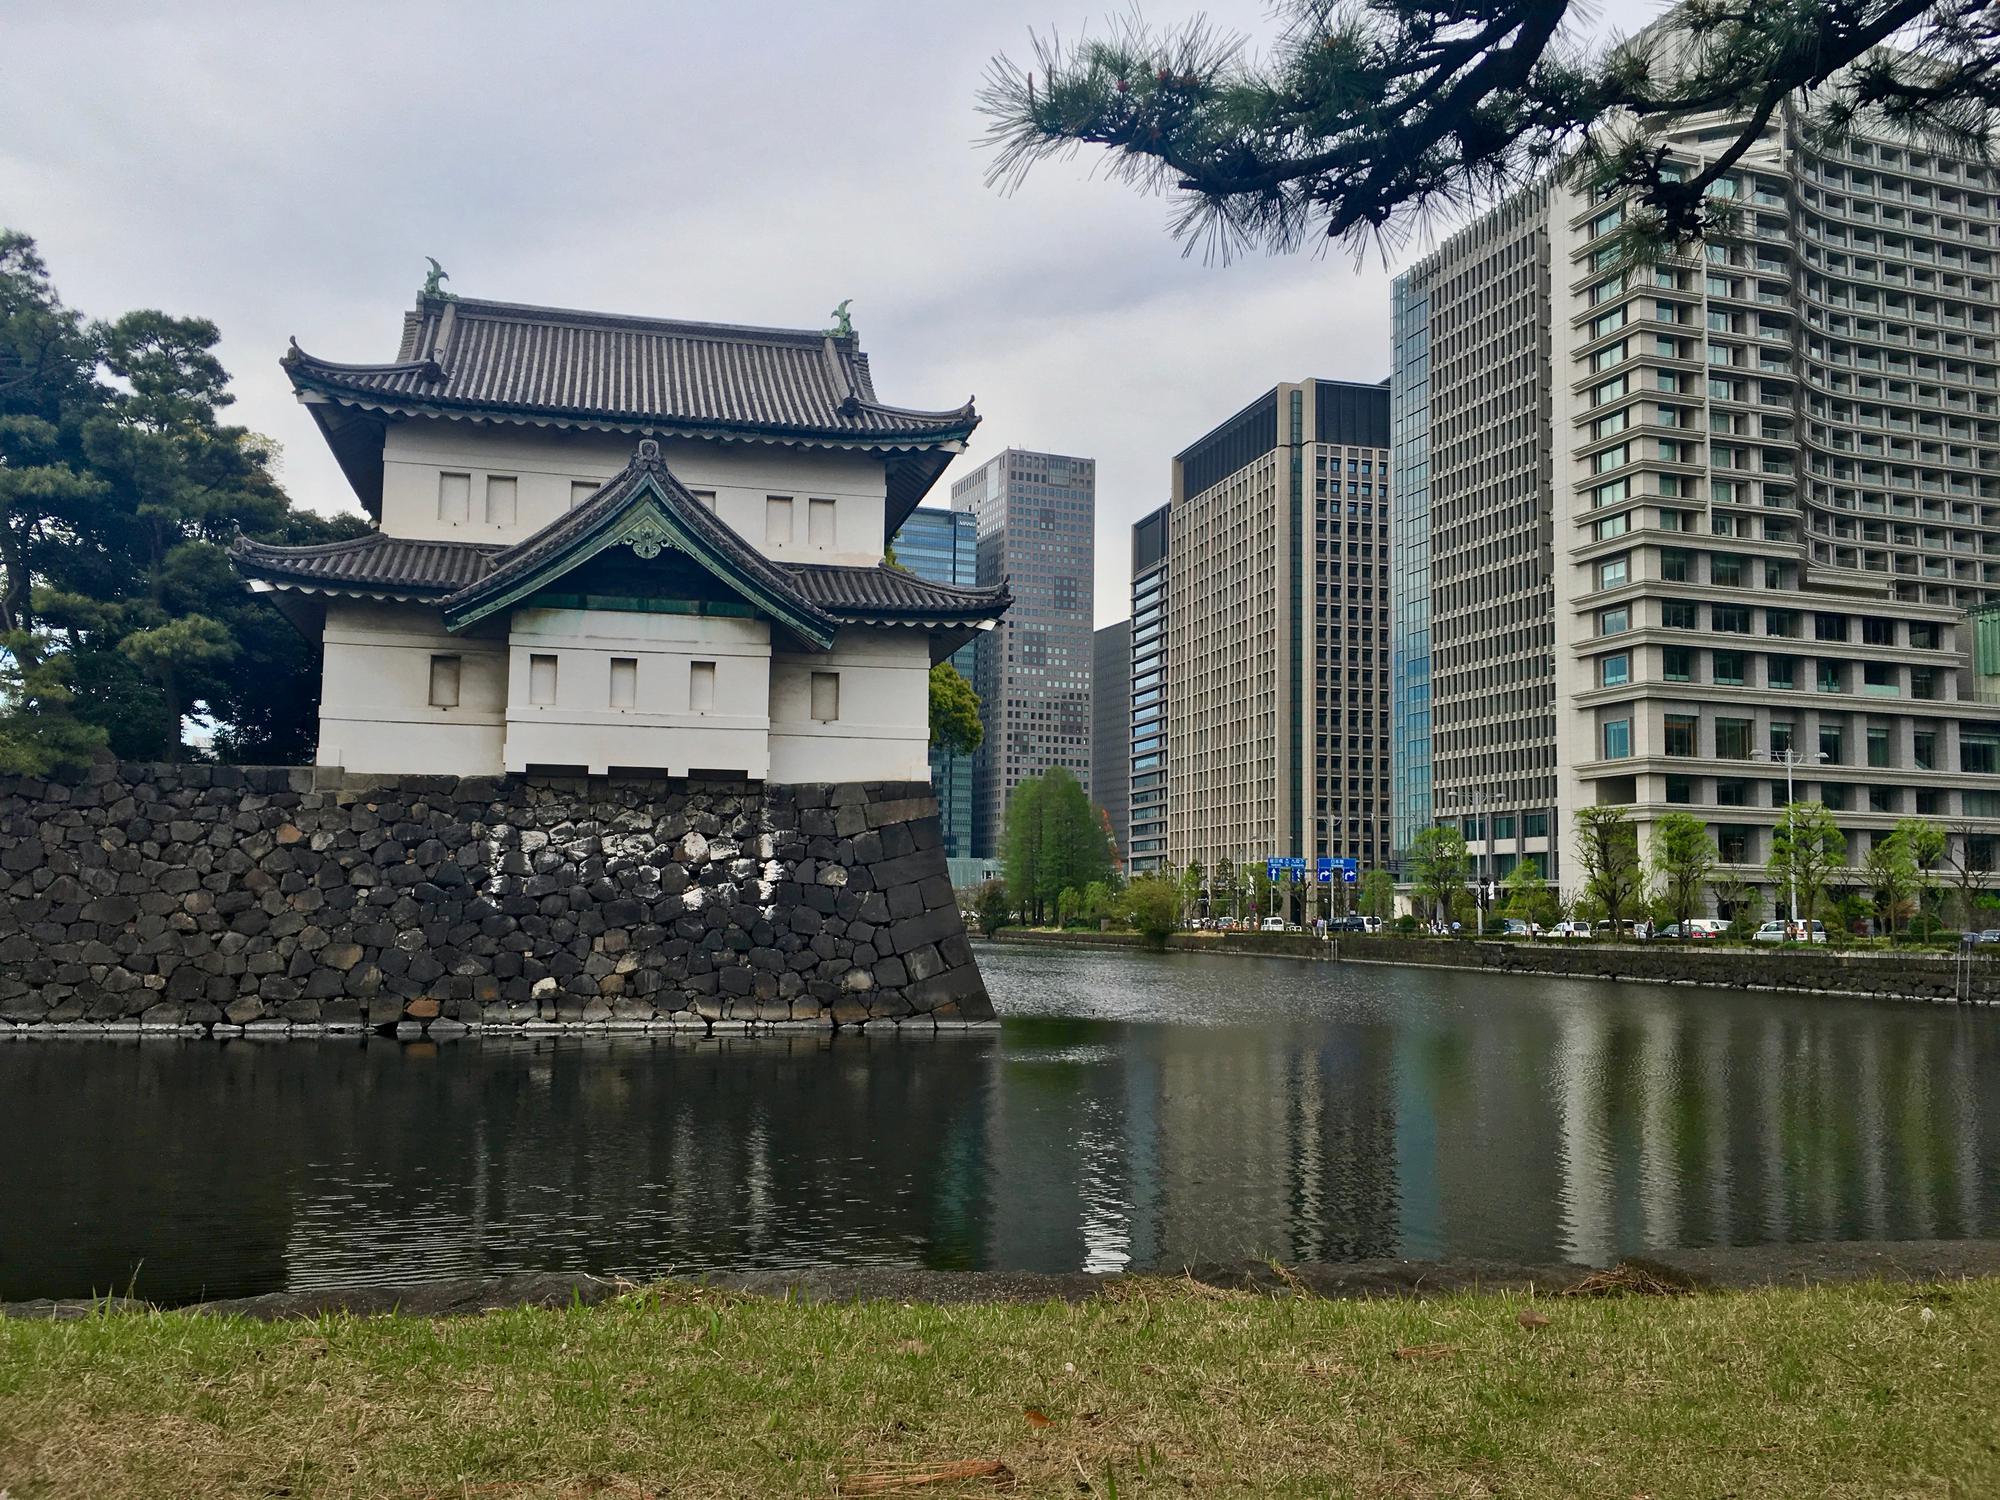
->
1866;725;1890;768
1599;606;1630;636
1599;554;1628;587
486;475;517;526
1602;717;1632;759
1713;605;1751;633
1665;714;1698;757
1914;730;1937;770
1716;718;1752;758
1863;662;1899;696
1663;601;1699;629
1713;651;1744;687
529;653;558;707
1663;645;1693;682
570;480;599;511
1770;720;1794;756
766;495;794;544
1661;548;1692;582
1964;731;1999;775
1820;723;1844;763
811;671;841;722
1815;612;1849;642
1766;609;1799;637
1817;661;1844;694
1524;813;1549;839
808;497;836;547
1711;554;1745;587
438;472;471;524
1769;655;1796;689
1666;775;1695;804
428;655;461;709
1600;652;1630;687
1862;617;1896;646
609;657;637;710
689;660;716;713
1597;514;1630;544
1911;622;1941;650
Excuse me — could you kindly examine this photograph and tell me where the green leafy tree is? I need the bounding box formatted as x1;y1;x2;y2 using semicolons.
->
1179;859;1203;921
1895;817;1947;931
1863;828;1918;935
1500;857;1559;928
1650;812;1718;938
1124;873;1183;950
1079;880;1114;926
0;230;365;769
1409;825;1470;924
974;879;1012;936
1946;819;1994;929
1212;857;1239;920
1768;801;1846;933
1249;863;1272;919
1359;867;1396;922
1001;768;1112;925
980;2;1999;258
1057;885;1081;926
1574;805;1646;936
1003;776;1048;924
928;661;983;756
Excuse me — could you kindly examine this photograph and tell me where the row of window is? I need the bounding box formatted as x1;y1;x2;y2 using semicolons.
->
425;653;840;721
1600;712;1998;771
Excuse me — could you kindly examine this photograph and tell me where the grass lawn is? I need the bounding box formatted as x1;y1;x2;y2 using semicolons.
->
2;1276;1996;1498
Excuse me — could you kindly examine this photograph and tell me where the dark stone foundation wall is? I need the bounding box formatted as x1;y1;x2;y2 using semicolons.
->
0;763;993;1037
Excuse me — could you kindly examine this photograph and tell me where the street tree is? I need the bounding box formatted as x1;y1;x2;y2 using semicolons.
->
1863;828;1919;934
1358;867;1396;922
1895;816;1947;930
1574;805;1646;935
1768;801;1846;932
1002;768;1112;925
1408;824;1470;925
980;2;2000;260
1213;857;1239;920
1946;820;1993;928
1125;873;1183;949
1650;811;1717;937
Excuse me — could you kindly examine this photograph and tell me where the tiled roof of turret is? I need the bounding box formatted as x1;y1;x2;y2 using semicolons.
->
287;296;977;443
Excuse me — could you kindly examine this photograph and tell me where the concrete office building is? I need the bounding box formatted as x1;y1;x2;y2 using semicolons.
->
951;450;1096;855
1127;503;1171;875
1167;381;1392;890
891;505;981;860
1392;90;2000;901
1092;620;1132;861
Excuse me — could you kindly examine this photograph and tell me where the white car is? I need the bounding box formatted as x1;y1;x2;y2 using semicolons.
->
1547;920;1592;939
1753;920;1828;944
1260;916;1285;932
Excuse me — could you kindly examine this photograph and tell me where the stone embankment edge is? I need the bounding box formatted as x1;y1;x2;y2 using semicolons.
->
8;1238;1996;1320
981;929;1999;1005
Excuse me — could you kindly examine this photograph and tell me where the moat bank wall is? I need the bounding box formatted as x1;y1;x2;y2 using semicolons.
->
0;762;992;1037
984;929;1996;1004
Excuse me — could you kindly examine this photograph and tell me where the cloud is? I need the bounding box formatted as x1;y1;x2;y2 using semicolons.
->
1;0;1666;623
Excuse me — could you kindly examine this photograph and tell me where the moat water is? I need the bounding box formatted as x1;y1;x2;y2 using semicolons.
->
4;943;1998;1304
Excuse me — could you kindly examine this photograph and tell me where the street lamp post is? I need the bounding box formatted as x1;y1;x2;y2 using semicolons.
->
1754;747;1828;935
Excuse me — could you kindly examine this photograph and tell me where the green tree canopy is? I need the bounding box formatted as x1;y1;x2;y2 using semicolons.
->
1125;872;1183;949
1574;805;1646;934
1358;867;1396;921
1768;800;1847;930
928;661;983;756
1001;767;1113;924
1650;811;1717;936
981;2;1999;259
1408;824;1470;923
0;230;366;771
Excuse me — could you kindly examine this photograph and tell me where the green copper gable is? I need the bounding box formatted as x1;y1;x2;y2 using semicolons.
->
440;465;838;647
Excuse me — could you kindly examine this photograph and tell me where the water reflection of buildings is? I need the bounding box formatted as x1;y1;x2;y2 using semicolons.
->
3;978;1996;1303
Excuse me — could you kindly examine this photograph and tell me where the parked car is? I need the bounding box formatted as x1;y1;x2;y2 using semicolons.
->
1753;920;1828;944
1260;916;1285;932
1659;919;1727;940
1547;920;1592;939
1593;920;1652;940
1362;916;1384;934
1330;915;1368;933
1498;918;1533;937
1975;929;2000;946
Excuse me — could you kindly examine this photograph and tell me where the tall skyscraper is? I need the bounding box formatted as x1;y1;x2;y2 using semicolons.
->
889;505;980;860
1391;94;2000;901
1167;381;1392;887
951;450;1096;855
1128;503;1171;875
1092;621;1132;862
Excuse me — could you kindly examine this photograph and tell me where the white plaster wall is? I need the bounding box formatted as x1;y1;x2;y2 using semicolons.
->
500;607;773;777
769;627;932;783
378;420;888;563
317;600;508;775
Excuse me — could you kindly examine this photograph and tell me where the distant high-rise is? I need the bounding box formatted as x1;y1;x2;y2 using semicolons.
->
1168;381;1391;893
1092;621;1132;862
951;450;1096;856
1128;503;1171;876
889;505;980;860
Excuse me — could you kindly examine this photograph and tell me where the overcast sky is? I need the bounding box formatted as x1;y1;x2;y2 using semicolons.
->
2;0;1661;626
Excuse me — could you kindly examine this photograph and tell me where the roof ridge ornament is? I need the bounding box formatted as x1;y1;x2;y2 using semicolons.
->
635;438;663;464
421;257;456;302
827;299;853;339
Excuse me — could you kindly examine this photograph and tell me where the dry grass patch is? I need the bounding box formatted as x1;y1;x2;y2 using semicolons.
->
2;1276;1997;1498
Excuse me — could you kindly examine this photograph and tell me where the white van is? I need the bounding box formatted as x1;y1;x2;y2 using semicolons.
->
1260;917;1285;932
